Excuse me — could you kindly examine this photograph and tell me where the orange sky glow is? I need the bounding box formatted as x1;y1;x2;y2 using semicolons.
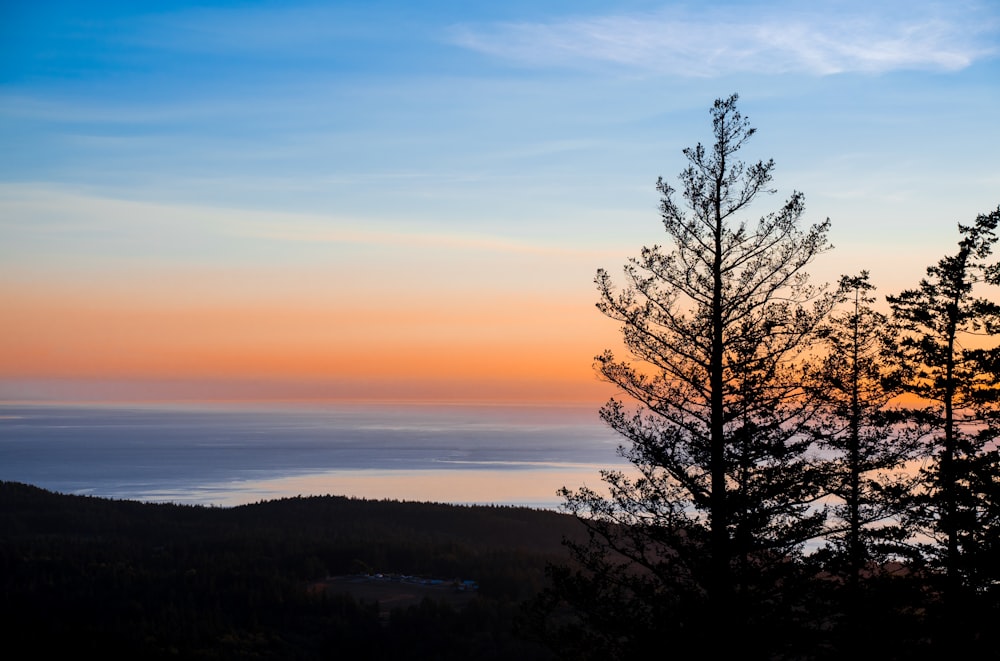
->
0;274;622;403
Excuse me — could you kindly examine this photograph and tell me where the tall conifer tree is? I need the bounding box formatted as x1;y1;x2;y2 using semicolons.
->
886;207;1000;623
556;95;835;652
808;272;920;640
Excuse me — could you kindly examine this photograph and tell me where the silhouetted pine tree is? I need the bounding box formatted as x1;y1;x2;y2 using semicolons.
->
806;271;922;645
556;94;836;656
886;207;1000;649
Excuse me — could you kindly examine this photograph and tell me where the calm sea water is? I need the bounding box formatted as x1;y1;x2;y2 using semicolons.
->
0;402;626;508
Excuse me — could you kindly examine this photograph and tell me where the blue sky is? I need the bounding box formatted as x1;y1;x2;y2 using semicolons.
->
2;0;999;403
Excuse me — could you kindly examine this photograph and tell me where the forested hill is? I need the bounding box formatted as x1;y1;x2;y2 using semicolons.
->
0;481;582;659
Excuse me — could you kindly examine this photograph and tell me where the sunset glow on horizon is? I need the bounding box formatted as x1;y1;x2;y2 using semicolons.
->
3;0;999;406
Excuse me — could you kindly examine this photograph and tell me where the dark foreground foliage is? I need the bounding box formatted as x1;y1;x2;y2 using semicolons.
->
4;480;998;660
525;544;1000;661
0;481;581;660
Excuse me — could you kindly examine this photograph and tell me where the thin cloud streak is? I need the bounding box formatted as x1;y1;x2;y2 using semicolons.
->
451;3;998;76
0;185;616;260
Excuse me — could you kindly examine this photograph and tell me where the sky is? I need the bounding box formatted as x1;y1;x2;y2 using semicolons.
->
2;0;999;405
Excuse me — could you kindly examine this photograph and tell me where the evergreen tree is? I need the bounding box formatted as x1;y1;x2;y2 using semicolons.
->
557;94;835;651
807;272;921;639
886;207;1000;629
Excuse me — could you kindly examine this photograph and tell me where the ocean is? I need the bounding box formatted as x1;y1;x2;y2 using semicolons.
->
0;401;626;509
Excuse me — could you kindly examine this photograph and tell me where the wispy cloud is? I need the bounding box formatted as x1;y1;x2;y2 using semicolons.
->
451;2;999;76
0;185;612;261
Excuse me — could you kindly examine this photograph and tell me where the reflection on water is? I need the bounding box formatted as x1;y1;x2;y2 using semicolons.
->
0;401;626;508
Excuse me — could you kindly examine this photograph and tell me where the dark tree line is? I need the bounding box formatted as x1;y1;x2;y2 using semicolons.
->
544;94;1000;660
1;482;584;659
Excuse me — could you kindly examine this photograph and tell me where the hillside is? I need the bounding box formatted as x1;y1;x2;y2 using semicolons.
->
0;481;584;659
